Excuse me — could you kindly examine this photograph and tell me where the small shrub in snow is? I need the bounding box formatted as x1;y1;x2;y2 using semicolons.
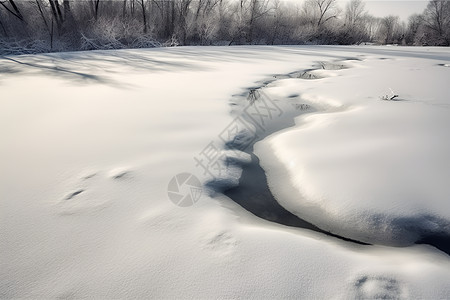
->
381;88;399;101
163;35;180;47
0;39;50;55
80;17;160;51
247;89;261;104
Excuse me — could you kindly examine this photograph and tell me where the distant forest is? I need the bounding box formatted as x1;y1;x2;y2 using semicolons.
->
0;0;449;54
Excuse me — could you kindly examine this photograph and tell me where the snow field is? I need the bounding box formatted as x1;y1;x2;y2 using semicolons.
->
1;46;450;298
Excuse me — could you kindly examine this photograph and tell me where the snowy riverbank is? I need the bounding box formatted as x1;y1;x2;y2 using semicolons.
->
1;46;450;298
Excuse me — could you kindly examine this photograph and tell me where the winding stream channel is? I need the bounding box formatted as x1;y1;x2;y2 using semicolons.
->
207;59;450;255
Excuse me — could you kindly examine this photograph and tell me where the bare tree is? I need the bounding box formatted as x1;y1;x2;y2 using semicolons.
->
190;0;221;44
339;0;369;44
0;0;25;22
380;15;399;44
155;0;176;39
405;14;423;45
35;0;49;31
363;14;380;42
92;0;100;20
422;0;450;45
229;0;271;44
247;0;271;42
49;0;63;29
268;0;282;44
0;13;8;36
306;0;339;28
175;0;193;44
345;0;365;26
138;0;147;33
3;0;449;55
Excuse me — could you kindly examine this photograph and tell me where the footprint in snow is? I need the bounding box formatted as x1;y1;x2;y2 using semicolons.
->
64;189;85;200
108;168;132;180
201;231;238;256
80;171;97;180
58;167;133;214
342;57;364;62
350;275;407;300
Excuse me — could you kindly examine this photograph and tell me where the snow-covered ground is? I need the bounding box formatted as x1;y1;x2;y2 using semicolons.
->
1;46;450;298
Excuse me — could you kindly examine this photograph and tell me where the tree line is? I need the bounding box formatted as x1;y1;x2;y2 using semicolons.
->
0;0;449;55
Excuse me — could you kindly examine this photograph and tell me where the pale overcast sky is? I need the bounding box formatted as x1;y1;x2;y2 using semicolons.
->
363;1;428;21
284;0;429;22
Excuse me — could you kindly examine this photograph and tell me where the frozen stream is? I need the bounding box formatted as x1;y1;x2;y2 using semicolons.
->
209;60;450;255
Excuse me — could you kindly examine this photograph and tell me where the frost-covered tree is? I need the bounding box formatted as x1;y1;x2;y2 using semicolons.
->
188;0;221;44
405;14;424;45
344;0;365;26
228;0;271;44
307;0;340;28
296;0;341;43
379;15;401;44
340;0;369;44
421;0;450;45
0;0;24;22
1;0;448;54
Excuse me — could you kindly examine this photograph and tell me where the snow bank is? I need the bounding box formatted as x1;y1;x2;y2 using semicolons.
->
256;49;450;246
